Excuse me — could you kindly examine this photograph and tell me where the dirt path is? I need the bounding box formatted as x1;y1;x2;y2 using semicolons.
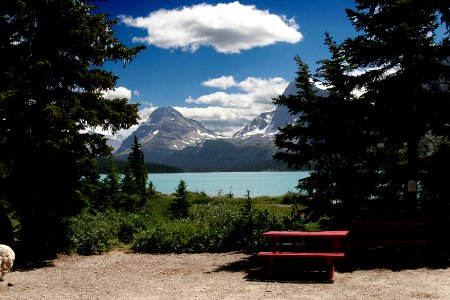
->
1;250;449;299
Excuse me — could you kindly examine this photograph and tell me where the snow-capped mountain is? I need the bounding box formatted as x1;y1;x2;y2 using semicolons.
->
232;82;298;139
105;132;128;152
112;80;324;171
232;105;296;139
231;80;328;140
113;105;289;171
232;111;275;139
115;106;218;156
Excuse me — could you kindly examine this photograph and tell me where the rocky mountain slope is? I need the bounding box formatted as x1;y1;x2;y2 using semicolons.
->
113;106;287;171
115;107;218;155
112;82;304;171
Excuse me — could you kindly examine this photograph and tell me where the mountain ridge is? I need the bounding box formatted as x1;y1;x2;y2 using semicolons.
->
111;81;305;171
115;106;219;155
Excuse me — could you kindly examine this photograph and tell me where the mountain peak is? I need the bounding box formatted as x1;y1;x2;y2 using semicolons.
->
232;83;300;139
144;106;183;123
115;106;218;155
232;111;275;139
112;81;305;169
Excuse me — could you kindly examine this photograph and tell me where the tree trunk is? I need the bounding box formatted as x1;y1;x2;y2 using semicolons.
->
406;133;418;214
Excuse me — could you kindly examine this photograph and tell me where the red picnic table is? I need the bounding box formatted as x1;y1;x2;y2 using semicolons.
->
257;230;349;281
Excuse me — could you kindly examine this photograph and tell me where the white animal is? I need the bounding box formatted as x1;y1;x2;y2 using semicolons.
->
0;244;15;281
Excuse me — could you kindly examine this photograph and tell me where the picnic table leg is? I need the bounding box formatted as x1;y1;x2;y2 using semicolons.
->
267;237;279;278
332;237;341;252
327;257;335;281
268;256;273;277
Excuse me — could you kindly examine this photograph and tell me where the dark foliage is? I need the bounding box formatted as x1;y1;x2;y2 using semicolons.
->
274;0;450;228
0;0;144;253
127;136;147;196
96;157;184;174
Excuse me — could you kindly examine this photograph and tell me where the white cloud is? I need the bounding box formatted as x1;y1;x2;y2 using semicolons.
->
202;76;236;89
237;77;288;101
137;106;158;121
110;103;259;137
133;90;141;97
175;106;257;137
182;76;289;135
99;76;289;137
120;1;302;54
103;86;132;99
187;76;288;109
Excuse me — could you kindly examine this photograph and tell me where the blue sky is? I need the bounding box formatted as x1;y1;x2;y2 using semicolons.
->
96;0;357;136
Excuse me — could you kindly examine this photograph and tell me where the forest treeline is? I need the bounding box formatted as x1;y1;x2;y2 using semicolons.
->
96;157;184;174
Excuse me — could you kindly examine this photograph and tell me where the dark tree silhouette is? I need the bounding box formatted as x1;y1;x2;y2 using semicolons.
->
274;0;450;225
0;0;145;255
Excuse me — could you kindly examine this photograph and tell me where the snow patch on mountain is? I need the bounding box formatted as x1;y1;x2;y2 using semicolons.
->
115;106;219;155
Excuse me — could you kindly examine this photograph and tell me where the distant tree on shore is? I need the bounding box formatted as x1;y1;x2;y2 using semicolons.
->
127;136;148;196
95;158;184;174
103;159;121;197
169;180;190;219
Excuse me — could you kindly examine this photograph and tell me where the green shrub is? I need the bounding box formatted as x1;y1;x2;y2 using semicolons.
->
66;210;119;255
64;193;325;255
132;205;239;253
111;193;141;212
117;213;151;244
133;220;195;253
132;200;287;253
281;191;303;204
189;191;209;204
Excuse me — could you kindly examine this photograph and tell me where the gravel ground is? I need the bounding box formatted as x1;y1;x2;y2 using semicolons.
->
1;250;449;299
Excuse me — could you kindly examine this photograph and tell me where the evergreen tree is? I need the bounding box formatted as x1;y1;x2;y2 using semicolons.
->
147;181;156;197
121;165;135;195
79;158;103;211
103;158;121;196
115;165;140;211
0;0;145;252
343;0;450;213
274;1;449;223
169;180;190;219
240;190;254;251
274;39;372;223
101;158;121;210
127;135;147;196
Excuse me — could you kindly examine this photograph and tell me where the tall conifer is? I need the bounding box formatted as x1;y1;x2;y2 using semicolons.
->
274;0;449;223
0;0;144;250
127;135;147;196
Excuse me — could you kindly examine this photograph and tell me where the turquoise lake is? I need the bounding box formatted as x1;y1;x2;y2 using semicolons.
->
146;171;309;197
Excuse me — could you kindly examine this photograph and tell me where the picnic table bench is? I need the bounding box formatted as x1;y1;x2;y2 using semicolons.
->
257;230;349;281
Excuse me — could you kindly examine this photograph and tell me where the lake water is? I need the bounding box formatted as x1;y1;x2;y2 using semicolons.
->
147;171;309;197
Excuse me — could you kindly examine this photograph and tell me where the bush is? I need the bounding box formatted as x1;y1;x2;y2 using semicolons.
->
132;220;214;253
281;191;304;204
133;201;287;253
117;213;151;244
66;210;120;255
64;194;325;255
